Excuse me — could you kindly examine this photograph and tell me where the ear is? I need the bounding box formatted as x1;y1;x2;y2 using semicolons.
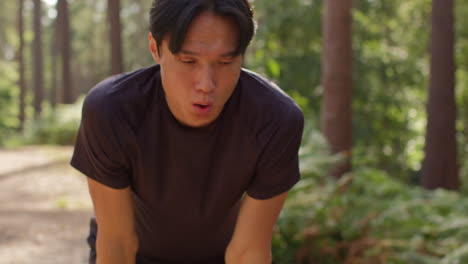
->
148;32;160;63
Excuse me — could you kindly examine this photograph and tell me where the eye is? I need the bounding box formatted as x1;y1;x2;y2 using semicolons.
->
181;60;195;64
219;61;233;65
177;56;195;64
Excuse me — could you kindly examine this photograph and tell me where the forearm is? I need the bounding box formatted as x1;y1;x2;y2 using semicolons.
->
225;193;287;264
96;234;138;264
225;247;272;264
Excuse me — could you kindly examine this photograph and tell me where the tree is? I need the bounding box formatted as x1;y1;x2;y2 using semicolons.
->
32;0;44;119
108;0;124;75
124;0;154;70
57;0;73;104
421;0;459;190
17;0;26;130
320;0;353;178
50;18;58;108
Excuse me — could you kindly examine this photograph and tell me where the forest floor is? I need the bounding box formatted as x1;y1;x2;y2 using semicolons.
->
0;146;93;264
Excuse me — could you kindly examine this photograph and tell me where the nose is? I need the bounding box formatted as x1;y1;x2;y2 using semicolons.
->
195;65;216;93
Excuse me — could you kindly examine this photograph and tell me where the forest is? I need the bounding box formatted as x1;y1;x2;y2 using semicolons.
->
1;0;468;263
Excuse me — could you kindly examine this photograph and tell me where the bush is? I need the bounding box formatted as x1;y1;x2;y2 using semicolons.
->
11;97;83;146
0;61;19;146
273;128;468;264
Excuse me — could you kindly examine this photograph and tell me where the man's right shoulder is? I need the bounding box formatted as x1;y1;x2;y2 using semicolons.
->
84;65;161;115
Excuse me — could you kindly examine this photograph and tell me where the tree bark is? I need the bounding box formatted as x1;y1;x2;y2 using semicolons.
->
421;0;459;190
108;0;124;75
50;24;58;108
57;0;73;104
50;5;60;108
33;0;44;119
320;0;353;178
18;0;26;130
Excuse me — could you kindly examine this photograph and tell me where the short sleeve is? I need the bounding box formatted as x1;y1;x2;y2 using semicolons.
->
246;106;304;200
70;86;132;189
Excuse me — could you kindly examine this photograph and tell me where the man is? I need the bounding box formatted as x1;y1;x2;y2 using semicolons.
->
71;0;304;263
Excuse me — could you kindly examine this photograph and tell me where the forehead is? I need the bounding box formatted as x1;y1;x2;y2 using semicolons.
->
180;11;239;55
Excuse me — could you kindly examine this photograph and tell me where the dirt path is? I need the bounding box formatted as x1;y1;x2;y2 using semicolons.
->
0;146;93;264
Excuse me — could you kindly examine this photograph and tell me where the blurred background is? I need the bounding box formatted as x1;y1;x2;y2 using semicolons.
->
0;0;468;263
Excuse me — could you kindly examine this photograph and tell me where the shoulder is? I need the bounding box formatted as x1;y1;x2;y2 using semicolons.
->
83;65;161;124
238;69;304;139
85;65;160;109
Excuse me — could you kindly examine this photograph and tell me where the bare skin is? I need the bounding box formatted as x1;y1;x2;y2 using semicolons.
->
87;178;138;264
225;192;288;263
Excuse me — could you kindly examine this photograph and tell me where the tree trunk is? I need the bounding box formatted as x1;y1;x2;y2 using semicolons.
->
18;0;26;130
320;0;353;178
57;0;73;104
33;0;44;119
421;0;459;190
108;0;124;75
50;28;58;108
50;7;59;108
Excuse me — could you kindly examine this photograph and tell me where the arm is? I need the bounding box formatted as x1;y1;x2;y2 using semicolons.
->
87;177;138;264
225;192;288;264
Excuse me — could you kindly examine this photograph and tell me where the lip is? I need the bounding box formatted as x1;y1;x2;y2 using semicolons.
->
192;103;213;114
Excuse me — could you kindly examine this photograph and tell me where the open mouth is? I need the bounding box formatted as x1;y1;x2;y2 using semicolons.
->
194;103;209;109
193;103;213;113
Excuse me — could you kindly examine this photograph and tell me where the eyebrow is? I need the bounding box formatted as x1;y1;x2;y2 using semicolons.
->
180;49;238;57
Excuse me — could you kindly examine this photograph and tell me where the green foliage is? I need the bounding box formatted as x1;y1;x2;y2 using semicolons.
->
0;60;19;145
456;0;468;195
246;0;442;183
247;0;323;114
273;127;468;263
351;0;430;180
9;97;83;146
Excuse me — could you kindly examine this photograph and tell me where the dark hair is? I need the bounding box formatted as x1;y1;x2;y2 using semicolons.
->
149;0;255;55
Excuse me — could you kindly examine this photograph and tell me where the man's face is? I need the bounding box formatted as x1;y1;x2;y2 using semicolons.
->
149;11;243;127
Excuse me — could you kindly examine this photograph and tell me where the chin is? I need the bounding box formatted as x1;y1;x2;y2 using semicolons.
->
178;116;210;128
187;112;220;128
191;119;215;128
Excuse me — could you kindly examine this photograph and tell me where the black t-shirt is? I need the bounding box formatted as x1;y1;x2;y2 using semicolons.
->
71;65;304;263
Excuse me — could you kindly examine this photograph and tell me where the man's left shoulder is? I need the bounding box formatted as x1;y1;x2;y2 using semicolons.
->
238;69;304;126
